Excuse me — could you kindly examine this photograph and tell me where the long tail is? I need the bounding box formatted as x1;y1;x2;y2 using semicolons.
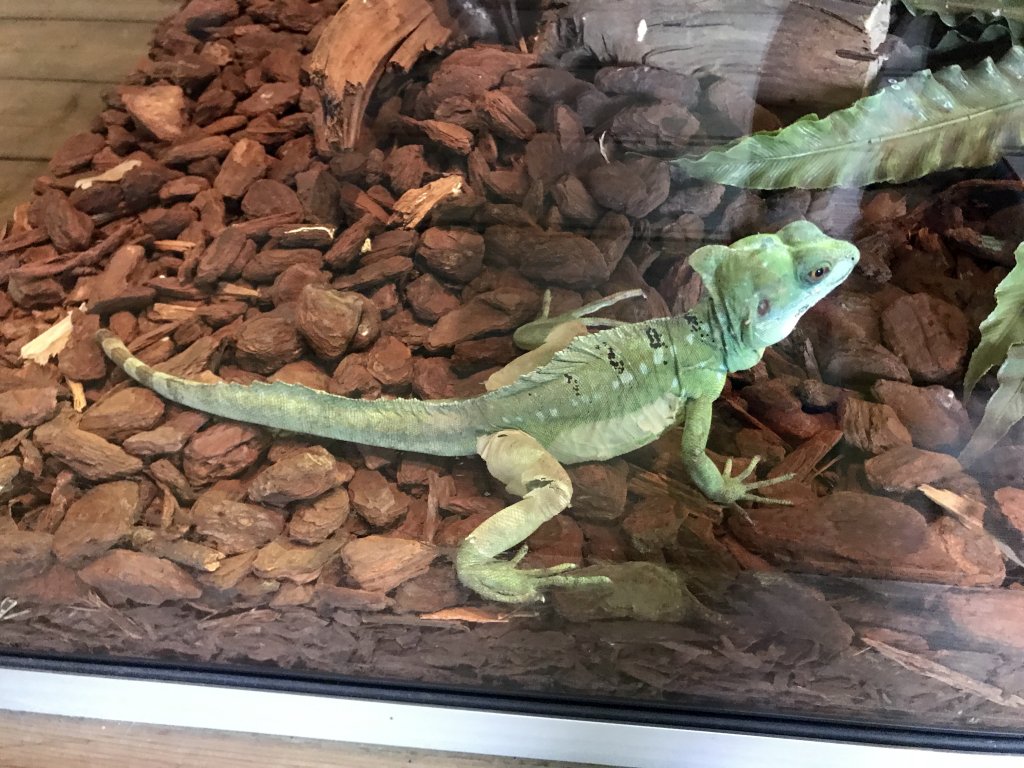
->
96;331;484;456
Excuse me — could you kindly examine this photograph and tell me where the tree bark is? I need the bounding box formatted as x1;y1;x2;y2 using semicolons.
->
306;0;456;151
536;0;892;111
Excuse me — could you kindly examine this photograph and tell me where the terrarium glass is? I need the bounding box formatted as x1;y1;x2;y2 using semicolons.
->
0;0;1023;746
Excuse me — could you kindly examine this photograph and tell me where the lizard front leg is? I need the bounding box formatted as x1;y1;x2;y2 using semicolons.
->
680;396;793;505
456;430;611;603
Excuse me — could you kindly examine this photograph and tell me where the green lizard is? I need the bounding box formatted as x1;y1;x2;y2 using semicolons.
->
96;220;858;603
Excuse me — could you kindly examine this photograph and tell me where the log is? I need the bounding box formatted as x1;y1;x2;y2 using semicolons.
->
306;0;456;151
535;0;891;111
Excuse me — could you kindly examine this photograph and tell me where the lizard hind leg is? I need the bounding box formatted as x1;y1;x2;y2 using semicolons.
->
455;430;611;603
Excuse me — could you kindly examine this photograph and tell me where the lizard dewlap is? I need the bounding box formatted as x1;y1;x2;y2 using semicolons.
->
97;220;858;603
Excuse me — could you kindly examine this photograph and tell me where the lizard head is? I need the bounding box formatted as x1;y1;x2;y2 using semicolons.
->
690;220;859;349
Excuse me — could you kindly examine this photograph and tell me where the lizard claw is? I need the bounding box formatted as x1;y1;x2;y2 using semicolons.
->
716;457;795;506
456;544;611;604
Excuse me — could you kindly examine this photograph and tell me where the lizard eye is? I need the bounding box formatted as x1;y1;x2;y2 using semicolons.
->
757;298;771;316
807;263;831;283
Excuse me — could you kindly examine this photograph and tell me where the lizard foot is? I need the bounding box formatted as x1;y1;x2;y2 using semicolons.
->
456;544;611;604
716;456;795;506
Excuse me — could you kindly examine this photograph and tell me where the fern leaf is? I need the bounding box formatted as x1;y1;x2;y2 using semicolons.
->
960;344;1024;465
675;46;1024;189
904;0;1024;25
964;241;1024;399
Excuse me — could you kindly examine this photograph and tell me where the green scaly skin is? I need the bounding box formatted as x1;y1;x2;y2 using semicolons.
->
96;220;859;603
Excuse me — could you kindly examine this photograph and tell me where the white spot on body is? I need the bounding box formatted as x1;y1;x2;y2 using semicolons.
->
639;363;649;374
549;408;558;417
636;18;647;42
549;393;682;463
619;372;634;385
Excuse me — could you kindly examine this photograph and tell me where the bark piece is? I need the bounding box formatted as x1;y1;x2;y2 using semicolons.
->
333;255;414;291
235;314;305;374
610;101;700;153
121;85;187;141
0;531;53;582
741;378;836;441
566;460;629;521
880;293;970;384
175;0;239;34
183;423;267;485
253;537;343;583
349;469;411;527
193;498;285;555
393;565;463;614
162;135;233;165
522;515;584;570
864;446;962;494
248;446;343;506
995;487;1024;538
237;82;301;117
366;336;414;390
594;66;701;105
123;411;209;457
552;175;602;224
417;227;484;283
622;497;682;553
406;273;460;323
871;380;971;452
241;179;302;219
295;286;363;358
289;488;351;545
341;535;437;592
242;248;323;283
79;388;166;442
133;530;224;572
823;341;913;386
585;157;670;218
52;481;143;564
39;189;94;253
34;417;144;481
49;132;106;176
307;0;455;149
214;138;269;198
730;491;1004;587
481;90;536;141
730;572;854;659
195;227;250;286
78;550;201;605
838;398;913;454
425;296;516;350
0;386;58;428
390;176;465;229
315;582;393;612
485;225;612;289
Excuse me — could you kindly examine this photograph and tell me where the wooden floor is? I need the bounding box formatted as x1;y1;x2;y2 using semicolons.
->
0;710;580;767
0;2;586;765
0;0;181;221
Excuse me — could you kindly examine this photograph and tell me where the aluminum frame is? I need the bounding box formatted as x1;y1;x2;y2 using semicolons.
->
0;665;1021;767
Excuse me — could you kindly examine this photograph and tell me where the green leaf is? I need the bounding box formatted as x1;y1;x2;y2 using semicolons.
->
674;46;1024;189
960;343;1024;465
904;0;1024;25
964;241;1024;399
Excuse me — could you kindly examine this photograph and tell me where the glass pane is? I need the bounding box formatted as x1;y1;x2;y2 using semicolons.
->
1;0;1022;738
